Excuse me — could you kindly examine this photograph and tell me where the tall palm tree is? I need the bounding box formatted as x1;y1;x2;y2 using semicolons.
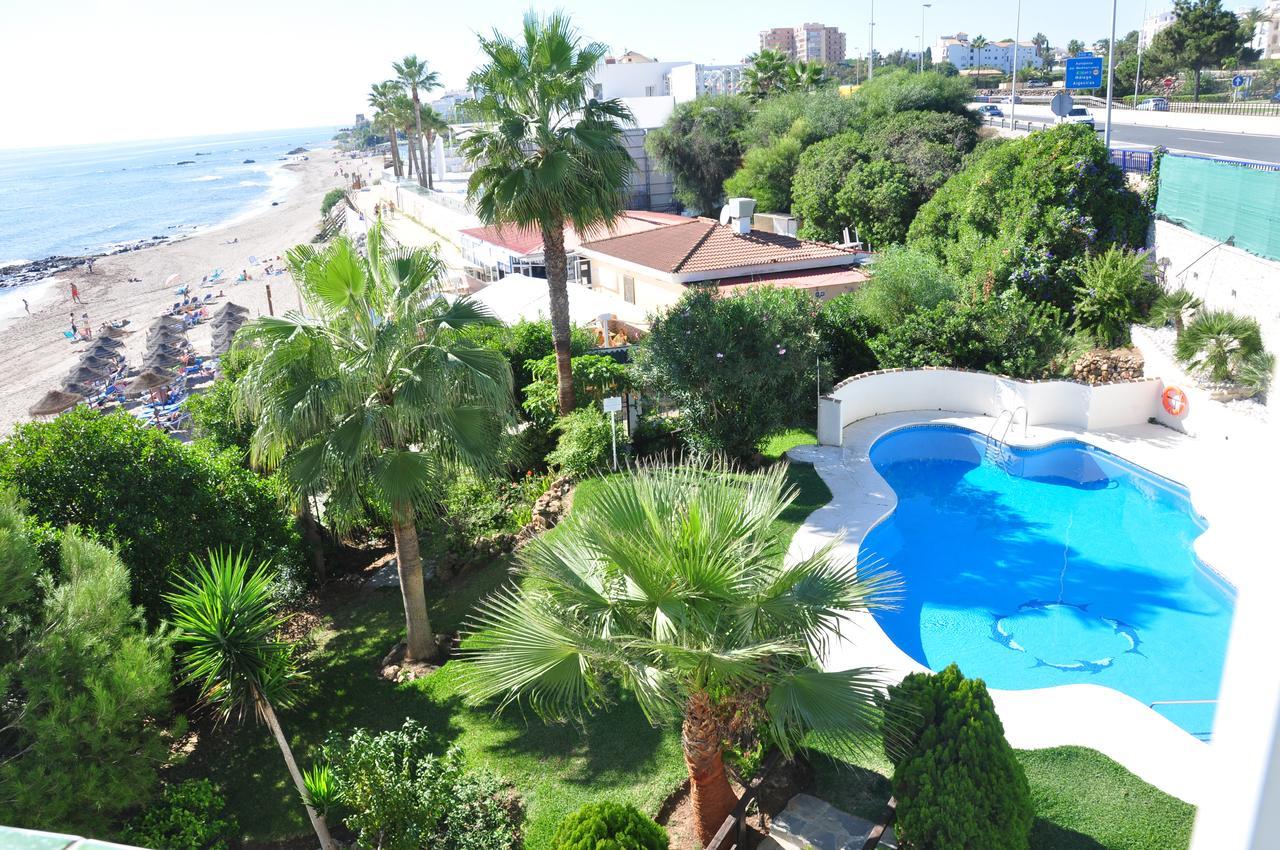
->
419;104;449;188
459;11;634;416
235;223;513;662
786;59;827;92
971;35;988;85
167;551;337;850
744;48;792;99
393;55;441;189
392;92;417;180
463;459;897;843
369;81;403;178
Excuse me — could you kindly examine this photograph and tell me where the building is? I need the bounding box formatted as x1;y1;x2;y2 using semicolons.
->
1238;1;1280;59
934;33;1043;74
759;23;846;64
576;202;870;313
1140;11;1177;49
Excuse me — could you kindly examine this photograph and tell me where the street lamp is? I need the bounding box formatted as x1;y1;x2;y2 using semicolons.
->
868;0;876;80
1011;0;1022;125
920;3;932;74
1104;0;1118;149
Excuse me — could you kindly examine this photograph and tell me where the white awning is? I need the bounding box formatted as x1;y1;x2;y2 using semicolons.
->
470;274;650;327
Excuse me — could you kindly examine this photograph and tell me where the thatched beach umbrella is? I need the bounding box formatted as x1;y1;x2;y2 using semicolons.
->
65;364;109;385
77;354;119;373
147;323;186;341
87;339;125;357
102;324;132;339
29;389;84;417
212;301;250;318
124;369;176;396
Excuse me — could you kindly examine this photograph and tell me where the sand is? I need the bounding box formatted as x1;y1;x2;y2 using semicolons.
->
0;149;382;436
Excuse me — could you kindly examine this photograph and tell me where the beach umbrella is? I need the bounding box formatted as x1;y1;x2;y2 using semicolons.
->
212;302;250;319
124;369;175;396
164;273;181;286
147;328;187;346
78;354;119;372
149;315;185;331
29;389;84;417
88;336;125;352
65;364;110;384
102;324;132;338
143;349;189;367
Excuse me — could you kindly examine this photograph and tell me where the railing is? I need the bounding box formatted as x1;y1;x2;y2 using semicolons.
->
861;797;898;850
704;752;780;850
982;116;1043;133
979;92;1280;116
1166;152;1280;173
1110;149;1154;174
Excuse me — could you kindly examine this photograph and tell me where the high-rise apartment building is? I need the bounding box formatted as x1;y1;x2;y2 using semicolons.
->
758;23;846;64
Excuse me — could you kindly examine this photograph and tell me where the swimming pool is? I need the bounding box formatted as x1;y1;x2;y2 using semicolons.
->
864;424;1235;739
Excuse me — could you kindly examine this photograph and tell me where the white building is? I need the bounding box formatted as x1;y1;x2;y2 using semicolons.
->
1238;1;1280;59
1140;11;1178;49
934;33;1043;74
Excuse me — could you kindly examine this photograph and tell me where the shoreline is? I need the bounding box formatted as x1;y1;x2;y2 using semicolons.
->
0;148;382;436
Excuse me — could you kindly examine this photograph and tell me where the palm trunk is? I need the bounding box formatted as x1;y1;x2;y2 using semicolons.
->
259;695;336;850
404;126;415;178
300;496;326;586
683;690;738;845
412;92;428;188
389;122;402;177
540;222;576;414
424;131;434;190
392;507;436;662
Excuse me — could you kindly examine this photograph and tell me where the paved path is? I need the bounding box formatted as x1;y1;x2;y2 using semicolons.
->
759;794;896;850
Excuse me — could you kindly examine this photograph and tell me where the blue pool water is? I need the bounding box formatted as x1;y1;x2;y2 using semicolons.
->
864;425;1235;738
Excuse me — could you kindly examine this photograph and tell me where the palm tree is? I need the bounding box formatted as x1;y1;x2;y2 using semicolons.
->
744;48;792;99
167;551;337;850
369;81;403;178
970;35;988;86
1032;32;1049;62
463;459;897;844
419;104;449;188
786;59;827;92
459;11;634;416
393;55;441;189
392;92;417;180
235;224;513;662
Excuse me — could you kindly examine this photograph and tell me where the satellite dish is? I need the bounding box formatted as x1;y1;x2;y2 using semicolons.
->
718;205;732;226
1051;92;1074;117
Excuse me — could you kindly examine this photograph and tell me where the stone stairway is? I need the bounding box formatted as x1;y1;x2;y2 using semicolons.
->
758;794;897;850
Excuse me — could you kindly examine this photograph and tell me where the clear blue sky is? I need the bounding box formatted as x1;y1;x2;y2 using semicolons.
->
2;0;1171;149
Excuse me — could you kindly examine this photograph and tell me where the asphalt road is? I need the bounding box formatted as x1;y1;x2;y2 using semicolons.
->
992;111;1280;162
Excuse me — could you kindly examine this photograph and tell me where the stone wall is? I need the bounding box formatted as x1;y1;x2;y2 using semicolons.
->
1072;348;1145;385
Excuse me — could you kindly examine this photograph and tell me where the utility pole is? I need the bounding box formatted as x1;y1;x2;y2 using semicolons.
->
1104;0;1118;149
868;0;875;80
920;4;932;73
1135;0;1148;106
1011;0;1023;125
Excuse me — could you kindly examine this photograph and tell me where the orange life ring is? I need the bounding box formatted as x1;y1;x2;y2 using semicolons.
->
1162;386;1188;417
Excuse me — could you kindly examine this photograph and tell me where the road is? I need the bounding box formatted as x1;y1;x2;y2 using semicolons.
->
981;105;1280;162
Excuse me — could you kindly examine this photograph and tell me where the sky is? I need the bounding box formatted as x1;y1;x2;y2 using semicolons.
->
1;0;1173;149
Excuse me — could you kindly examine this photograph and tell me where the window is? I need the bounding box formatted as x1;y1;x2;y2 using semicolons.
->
644;85;655;97
623;276;636;304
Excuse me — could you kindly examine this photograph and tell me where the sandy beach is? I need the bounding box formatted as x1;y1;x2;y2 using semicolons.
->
0;149;382;436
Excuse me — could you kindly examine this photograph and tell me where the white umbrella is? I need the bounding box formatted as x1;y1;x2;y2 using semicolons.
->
164;273;181;286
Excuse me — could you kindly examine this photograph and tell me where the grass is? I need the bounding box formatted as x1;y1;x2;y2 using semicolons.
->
759;426;818;461
808;744;1195;850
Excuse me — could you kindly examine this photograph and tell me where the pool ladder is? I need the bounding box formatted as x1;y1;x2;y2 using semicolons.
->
985;407;1027;473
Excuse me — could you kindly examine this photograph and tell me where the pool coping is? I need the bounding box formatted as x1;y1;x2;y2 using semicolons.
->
785;410;1265;807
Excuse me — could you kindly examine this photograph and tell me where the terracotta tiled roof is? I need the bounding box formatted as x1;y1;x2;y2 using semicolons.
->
580;217;859;275
459;211;687;257
715;266;871;291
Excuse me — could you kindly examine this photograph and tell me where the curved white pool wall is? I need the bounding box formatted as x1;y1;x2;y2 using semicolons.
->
816;368;1195;445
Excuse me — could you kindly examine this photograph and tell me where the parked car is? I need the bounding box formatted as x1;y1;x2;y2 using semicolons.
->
977;104;1004;117
1026;80;1050;88
1271;90;1280;103
1002;95;1023;104
1060;107;1096;129
1136;97;1170;111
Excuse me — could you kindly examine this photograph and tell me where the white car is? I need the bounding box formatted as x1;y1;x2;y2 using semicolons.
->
1059;107;1096;129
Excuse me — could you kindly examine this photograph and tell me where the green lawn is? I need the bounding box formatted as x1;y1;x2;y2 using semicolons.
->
759;427;818;460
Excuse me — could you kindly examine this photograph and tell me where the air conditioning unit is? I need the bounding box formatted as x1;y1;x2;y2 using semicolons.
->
724;197;757;221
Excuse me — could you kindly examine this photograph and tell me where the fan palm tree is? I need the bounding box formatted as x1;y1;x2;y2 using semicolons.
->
391;92;417;180
1174;310;1264;382
393;55;441;189
744;48;792;99
167;550;337;850
971;35;988;85
419;104;449;188
235;223;513;662
1031;32;1050;62
369;81;403;178
459;11;634;416
785;59;827;92
463;458;897;844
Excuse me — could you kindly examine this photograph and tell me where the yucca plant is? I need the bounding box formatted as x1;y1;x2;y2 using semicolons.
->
463;458;898;844
302;762;339;818
1071;247;1160;348
1174;310;1264;383
1147;288;1203;334
167;551;337;850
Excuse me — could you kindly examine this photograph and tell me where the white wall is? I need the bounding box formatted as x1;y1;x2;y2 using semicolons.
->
817;369;1164;445
1153;219;1280;358
594;61;686;99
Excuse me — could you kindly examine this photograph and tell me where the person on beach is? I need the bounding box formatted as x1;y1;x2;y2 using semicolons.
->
70;282;82;303
69;313;77;337
22;299;29;315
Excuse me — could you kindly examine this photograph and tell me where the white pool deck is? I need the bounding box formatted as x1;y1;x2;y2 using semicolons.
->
785;409;1275;807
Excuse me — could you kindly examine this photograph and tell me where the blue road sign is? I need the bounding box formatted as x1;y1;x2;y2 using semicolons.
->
1065;56;1104;89
1232;75;1245;87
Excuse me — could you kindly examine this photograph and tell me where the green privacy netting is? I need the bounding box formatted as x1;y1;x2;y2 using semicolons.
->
1156;154;1280;261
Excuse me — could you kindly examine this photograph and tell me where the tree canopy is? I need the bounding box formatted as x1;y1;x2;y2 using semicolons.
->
1150;0;1252;100
645;95;752;214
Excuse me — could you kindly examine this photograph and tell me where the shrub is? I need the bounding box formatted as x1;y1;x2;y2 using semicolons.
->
320;188;347;217
792;132;867;242
632;286;819;459
522;353;630;428
863;110;978;195
646;95;753;213
835;159;918;249
857;245;959;329
883;664;1033;850
184;377;255;454
850;69;975;126
0;407;307;619
869;290;1066;379
0;526;172;836
1238;351;1276;398
1072;247;1162;347
1147;287;1202;334
630;413;685;459
547;408;621;477
908;123;1148;310
817;293;881;383
122;780;237;850
464;320;596;410
326;721;523;850
550;801;668;850
740;88;863;150
1174;310;1266;384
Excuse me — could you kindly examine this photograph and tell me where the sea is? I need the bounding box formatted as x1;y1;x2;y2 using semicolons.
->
0;125;339;274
